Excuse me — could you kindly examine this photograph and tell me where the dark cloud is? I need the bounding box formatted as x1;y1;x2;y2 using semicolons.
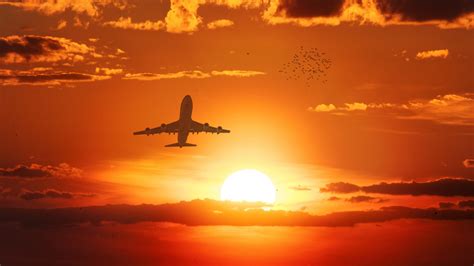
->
458;200;474;209
439;202;456;209
0;35;62;61
0;165;49;178
321;178;474;197
0;35;97;64
0;69;110;86
265;0;474;29
289;185;311;191
276;0;346;18
362;178;474;197
463;159;474;168
328;196;341;201
2;72;104;85
19;189;94;200
0;199;473;228
376;0;474;22
346;195;388;203
0;163;82;178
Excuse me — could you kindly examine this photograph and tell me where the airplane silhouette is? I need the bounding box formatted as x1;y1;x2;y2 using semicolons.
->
133;95;230;147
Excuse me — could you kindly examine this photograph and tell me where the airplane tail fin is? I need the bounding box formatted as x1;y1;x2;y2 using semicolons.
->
165;143;197;148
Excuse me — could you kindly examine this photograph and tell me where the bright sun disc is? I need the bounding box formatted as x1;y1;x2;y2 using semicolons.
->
220;169;276;204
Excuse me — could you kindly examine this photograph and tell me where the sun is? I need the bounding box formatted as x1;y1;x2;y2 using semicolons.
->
220;169;276;204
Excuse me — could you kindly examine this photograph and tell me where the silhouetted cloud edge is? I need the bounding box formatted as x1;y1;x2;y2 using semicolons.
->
320;177;474;197
0;199;473;228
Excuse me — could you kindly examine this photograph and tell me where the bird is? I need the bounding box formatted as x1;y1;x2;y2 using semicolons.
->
278;46;332;87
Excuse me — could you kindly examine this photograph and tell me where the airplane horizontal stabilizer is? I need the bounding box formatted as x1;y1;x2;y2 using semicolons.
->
165;143;197;148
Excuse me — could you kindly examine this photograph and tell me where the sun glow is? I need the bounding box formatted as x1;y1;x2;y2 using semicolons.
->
220;169;276;204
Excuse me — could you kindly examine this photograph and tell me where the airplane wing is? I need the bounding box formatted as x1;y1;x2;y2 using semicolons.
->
133;121;179;135
190;120;230;134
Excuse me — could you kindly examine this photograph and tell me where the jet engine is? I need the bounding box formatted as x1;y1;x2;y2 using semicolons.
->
217;126;222;134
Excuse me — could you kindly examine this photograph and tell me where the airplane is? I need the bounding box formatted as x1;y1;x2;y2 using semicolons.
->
133;95;230;147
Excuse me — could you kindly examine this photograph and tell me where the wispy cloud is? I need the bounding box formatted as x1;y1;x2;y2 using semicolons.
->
0;0;128;17
210;70;265;77
289;185;311;191
0;68;110;86
308;94;474;126
103;17;165;31
124;71;211;81
207;19;235;29
55;19;67;30
124;69;266;81
95;67;123;75
416;49;449;60
463;159;474;168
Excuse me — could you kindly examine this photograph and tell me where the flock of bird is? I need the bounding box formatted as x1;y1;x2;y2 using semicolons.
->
279;46;332;87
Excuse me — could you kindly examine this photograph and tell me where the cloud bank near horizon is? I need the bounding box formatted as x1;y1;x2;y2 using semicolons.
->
1;199;473;228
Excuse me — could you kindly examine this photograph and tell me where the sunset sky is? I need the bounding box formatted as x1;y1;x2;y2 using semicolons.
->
0;0;473;264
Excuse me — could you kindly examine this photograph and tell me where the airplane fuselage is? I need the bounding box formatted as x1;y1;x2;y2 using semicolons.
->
177;95;193;146
133;94;229;147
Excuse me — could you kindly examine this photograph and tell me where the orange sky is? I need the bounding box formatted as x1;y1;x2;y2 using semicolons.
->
0;0;473;213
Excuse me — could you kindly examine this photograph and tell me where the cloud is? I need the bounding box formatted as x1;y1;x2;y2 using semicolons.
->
309;102;395;113
0;199;473;228
276;0;346;18
20;189;94;200
210;70;265;77
95;67;123;75
55;20;68;30
458;200;474;208
439;202;456;209
289;185;311;191
0;68;110;86
307;104;336;112
463;159;474;168
346;195;388;203
73;16;90;28
376;0;474;23
403;94;474;126
439;200;474;209
344;102;368;111
416;49;449;60
264;0;474;29
4;0;473;31
0;163;82;178
328;196;341;201
321;178;474;197
124;70;265;80
0;35;99;64
103;0;260;33
0;0;128;16
320;182;360;193
103;17;165;31
165;0;202;33
124;71;211;81
207;19;235;29
308;94;474;126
